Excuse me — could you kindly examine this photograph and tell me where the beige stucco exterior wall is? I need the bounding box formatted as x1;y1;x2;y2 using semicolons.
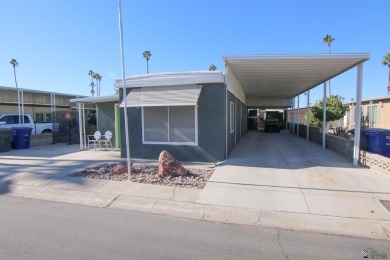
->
345;97;390;130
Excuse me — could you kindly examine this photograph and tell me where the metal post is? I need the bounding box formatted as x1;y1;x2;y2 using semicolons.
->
353;63;363;165
78;103;84;150
118;0;132;177
292;98;295;133
306;91;310;141
297;95;300;136
322;82;327;149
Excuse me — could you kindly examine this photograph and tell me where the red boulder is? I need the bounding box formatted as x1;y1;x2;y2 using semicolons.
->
158;150;187;178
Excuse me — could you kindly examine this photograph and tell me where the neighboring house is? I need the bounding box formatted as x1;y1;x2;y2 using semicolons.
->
344;95;390;130
114;54;370;163
0;85;86;122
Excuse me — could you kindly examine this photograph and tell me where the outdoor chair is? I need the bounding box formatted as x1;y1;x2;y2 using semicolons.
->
87;131;102;150
101;131;113;150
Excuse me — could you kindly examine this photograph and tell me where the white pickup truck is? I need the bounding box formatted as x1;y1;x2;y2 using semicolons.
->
0;114;53;134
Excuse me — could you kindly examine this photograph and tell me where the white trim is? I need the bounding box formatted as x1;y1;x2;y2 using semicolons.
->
223;53;371;62
141;107;145;143
70;95;118;103
114;103;119;148
230;101;235;134
115;71;224;88
142;105;198;146
195;106;198;145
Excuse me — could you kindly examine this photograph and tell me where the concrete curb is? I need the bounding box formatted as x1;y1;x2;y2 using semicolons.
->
7;186;390;241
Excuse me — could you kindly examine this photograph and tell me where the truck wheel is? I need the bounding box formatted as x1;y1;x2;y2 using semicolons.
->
42;129;52;134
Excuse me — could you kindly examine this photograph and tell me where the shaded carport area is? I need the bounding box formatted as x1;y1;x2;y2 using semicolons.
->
199;54;390;220
224;54;370;165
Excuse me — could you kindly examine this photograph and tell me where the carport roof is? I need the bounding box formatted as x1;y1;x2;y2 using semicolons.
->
224;53;370;98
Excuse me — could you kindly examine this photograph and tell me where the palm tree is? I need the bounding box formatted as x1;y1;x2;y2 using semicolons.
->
142;50;152;74
382;53;390;95
94;73;102;96
88;70;95;97
10;59;19;88
209;64;217;71
322;34;335;96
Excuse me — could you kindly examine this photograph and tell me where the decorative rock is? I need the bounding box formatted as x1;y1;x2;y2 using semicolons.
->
109;162;127;175
158;150;187;178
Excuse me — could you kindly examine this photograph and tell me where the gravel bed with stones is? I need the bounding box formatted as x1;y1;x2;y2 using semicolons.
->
72;163;214;189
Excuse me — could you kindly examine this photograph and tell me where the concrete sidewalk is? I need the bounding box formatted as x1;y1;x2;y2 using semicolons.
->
0;142;390;240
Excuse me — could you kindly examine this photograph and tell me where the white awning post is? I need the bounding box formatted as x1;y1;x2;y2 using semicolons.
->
292;98;295;133
297;95;300;136
118;0;132;178
306;90;310;141
353;63;363;165
78;103;83;150
322;82;327;149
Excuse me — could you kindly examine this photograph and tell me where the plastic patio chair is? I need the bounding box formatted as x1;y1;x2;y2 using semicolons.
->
101;131;113;150
87;131;101;150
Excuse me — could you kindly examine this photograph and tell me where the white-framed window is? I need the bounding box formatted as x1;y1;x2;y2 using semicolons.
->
366;105;379;125
230;101;234;133
142;106;197;145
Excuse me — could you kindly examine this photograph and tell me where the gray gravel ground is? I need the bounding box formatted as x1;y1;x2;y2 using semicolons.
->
72;163;214;189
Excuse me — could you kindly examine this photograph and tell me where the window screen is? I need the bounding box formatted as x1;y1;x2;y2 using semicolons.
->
143;106;196;144
143;107;168;142
169;106;195;142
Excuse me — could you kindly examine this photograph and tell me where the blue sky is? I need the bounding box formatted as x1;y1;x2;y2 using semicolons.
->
1;0;389;106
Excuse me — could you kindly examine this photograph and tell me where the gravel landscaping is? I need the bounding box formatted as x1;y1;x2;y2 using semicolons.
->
72;162;214;189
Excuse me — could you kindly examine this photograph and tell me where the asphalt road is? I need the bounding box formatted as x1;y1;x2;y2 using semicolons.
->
0;196;388;260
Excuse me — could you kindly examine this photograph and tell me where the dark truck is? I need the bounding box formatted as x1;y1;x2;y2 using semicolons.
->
264;111;281;132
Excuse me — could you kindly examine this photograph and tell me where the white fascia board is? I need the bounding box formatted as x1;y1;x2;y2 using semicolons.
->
70;95;119;103
223;53;371;63
345;95;390;104
115;71;224;88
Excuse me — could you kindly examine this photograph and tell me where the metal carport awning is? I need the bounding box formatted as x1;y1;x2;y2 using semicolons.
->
224;53;370;98
120;85;203;107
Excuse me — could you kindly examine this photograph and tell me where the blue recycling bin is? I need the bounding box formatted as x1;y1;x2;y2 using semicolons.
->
362;128;390;157
12;127;33;149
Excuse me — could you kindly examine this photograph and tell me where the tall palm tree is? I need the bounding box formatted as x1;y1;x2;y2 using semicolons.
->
94;73;102;96
209;64;217;71
142;50;152;74
322;34;335;96
382;53;390;95
88;70;95;97
10;59;19;88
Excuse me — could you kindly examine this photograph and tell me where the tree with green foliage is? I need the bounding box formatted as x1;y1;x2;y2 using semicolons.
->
88;70;95;97
93;73;102;96
209;64;217;71
322;34;335;96
10;59;19;88
311;95;346;126
382;52;390;95
142;50;152;74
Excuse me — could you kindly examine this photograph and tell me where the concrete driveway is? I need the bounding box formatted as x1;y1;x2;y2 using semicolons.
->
199;131;390;221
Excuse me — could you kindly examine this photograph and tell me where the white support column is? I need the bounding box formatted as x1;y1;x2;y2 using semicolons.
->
353;63;363;166
322;82;327;149
17;90;25;124
306;91;310;141
297;95;300;136
292;98;295;133
78;103;84;150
